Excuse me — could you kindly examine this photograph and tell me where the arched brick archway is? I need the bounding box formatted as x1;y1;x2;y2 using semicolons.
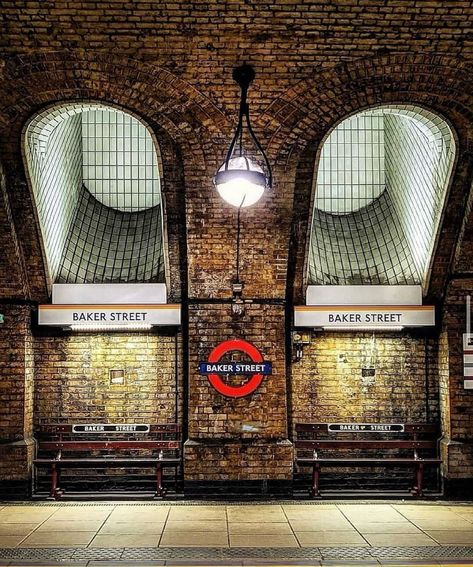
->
261;53;473;305
0;50;230;302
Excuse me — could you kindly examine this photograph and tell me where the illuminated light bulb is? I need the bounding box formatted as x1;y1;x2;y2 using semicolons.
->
214;157;267;208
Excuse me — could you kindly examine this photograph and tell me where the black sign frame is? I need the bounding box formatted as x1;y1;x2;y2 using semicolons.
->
328;423;405;433
72;424;150;434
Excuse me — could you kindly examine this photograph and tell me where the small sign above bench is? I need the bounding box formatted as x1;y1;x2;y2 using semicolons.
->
72;424;150;434
327;423;404;433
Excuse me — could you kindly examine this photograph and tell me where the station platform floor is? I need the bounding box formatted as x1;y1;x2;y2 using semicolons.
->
0;501;473;565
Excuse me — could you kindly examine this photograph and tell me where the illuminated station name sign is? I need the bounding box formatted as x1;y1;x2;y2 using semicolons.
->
294;306;435;328
327;312;403;324
38;305;180;327
200;339;271;398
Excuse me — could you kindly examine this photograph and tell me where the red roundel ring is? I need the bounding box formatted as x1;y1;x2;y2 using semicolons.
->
207;339;265;398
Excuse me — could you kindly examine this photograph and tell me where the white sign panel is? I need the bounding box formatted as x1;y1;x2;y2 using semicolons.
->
306;285;422;306
328;423;404;432
462;334;473;389
38;304;180;327
463;333;473;351
72;424;150;433
294;306;435;328
52;283;167;305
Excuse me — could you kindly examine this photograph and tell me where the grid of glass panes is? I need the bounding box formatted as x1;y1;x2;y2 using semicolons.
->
315;112;385;214
57;186;165;284
309;192;419;286
25;103;165;284
384;113;455;282
25;114;83;280
309;105;456;287
82;109;161;212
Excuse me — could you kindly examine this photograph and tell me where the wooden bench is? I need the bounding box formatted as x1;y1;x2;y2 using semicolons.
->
295;422;441;498
34;423;181;499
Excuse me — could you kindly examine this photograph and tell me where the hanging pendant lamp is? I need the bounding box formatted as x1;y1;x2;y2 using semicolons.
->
214;64;272;208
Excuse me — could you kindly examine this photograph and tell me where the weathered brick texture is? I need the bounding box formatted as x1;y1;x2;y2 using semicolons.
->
0;2;473;491
291;332;439;427
438;279;473;483
33;331;183;426
185;303;291;480
0;304;34;489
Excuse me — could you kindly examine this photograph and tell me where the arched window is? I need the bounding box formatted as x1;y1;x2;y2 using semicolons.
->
24;103;165;285
308;105;455;290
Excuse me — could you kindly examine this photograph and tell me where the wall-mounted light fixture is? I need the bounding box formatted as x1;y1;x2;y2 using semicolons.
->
214;64;272;208
292;331;312;362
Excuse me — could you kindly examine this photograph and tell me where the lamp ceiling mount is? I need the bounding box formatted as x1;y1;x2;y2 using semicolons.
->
232;64;255;92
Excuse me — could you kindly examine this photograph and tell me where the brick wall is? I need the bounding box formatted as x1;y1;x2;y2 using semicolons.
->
0;165;27;300
291;332;438;427
185;302;291;483
1;3;473;492
34;330;182;426
0;304;34;494
439;279;473;487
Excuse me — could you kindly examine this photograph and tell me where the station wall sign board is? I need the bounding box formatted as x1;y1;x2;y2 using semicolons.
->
199;339;271;398
38;304;181;327
52;283;167;305
72;424;150;433
306;285;422;306
328;423;405;433
463;334;473;390
294;305;435;329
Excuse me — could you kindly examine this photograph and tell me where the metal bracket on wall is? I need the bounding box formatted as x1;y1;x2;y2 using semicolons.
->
292;330;311;362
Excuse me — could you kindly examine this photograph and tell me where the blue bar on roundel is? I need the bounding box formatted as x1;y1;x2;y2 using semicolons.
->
198;362;272;374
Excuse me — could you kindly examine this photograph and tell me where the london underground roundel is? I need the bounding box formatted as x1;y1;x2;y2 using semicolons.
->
198;339;272;398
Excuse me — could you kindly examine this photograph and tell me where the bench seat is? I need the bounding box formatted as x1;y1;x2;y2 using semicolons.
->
297;457;442;465
34;457;181;466
295;422;441;498
34;423;181;499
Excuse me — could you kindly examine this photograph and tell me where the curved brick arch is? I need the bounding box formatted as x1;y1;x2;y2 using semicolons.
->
0;51;229;144
272;54;473;305
0;51;230;301
264;54;473;159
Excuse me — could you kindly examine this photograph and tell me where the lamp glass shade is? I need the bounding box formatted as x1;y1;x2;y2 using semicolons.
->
215;157;266;207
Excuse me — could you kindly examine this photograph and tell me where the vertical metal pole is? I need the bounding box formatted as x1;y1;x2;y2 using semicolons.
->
236;205;242;283
466;295;471;336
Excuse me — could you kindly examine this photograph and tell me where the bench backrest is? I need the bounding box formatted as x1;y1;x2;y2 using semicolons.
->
36;423;181;456
294;422;440;454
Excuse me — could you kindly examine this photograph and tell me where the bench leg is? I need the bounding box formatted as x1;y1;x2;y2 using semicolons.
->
412;462;424;497
155;464;166;498
311;463;321;498
49;463;62;500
